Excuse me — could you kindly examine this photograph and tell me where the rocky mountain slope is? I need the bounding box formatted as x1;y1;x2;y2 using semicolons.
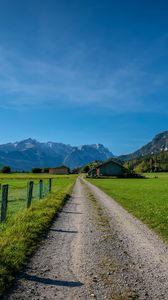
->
0;138;113;170
119;131;168;161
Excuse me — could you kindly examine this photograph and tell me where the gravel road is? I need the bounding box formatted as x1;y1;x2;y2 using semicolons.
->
3;177;168;300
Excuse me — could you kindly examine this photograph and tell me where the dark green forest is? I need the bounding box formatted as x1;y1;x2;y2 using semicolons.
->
124;151;168;173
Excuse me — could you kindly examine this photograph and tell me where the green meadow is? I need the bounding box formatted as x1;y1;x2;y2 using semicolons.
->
0;174;76;295
0;174;77;221
88;173;168;241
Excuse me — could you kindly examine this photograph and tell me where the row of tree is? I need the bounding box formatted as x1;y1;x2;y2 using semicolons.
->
0;166;77;174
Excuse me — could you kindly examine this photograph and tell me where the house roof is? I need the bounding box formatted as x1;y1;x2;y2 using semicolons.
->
88;158;123;174
97;158;123;169
49;165;69;170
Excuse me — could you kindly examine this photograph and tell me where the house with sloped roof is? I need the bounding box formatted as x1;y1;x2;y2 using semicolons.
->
88;159;124;177
48;166;70;175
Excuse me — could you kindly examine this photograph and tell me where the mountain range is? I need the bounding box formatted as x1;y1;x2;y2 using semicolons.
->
0;138;113;171
0;131;167;171
119;131;168;161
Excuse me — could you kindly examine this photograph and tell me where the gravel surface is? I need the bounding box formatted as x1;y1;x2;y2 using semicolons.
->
3;177;168;300
83;178;168;300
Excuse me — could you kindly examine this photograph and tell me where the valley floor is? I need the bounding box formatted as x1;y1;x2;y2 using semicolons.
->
3;177;168;300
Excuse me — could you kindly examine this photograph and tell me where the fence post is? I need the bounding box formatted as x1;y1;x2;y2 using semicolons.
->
39;179;43;199
27;181;33;208
49;178;52;193
1;184;8;222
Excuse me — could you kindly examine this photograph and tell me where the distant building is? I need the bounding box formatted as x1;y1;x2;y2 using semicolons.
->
48;166;70;175
88;159;124;177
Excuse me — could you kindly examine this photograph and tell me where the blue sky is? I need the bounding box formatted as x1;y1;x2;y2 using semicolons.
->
0;0;168;155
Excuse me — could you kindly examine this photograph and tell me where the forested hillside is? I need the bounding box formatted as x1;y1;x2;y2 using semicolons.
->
124;150;168;173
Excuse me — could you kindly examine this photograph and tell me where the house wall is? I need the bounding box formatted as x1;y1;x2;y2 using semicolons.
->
98;162;123;176
49;167;69;174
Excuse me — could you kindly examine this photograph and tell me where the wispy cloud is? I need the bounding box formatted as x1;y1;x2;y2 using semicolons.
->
0;35;168;113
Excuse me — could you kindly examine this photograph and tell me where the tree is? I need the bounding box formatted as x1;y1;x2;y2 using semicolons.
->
32;168;42;173
71;168;80;174
1;166;11;173
82;165;90;173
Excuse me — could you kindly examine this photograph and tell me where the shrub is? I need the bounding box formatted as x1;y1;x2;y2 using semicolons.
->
1;166;11;173
32;168;42;173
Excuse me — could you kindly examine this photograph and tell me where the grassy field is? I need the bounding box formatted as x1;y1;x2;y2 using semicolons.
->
0;173;77;179
0;174;76;295
0;174;77;221
87;173;168;241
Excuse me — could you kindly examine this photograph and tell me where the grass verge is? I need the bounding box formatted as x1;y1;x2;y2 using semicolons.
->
87;173;168;241
0;177;76;296
0;174;77;220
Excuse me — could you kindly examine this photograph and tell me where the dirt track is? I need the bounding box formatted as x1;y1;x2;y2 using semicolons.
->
3;177;168;300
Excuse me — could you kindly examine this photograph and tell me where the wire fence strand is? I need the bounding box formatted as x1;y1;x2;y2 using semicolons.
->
0;179;52;222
